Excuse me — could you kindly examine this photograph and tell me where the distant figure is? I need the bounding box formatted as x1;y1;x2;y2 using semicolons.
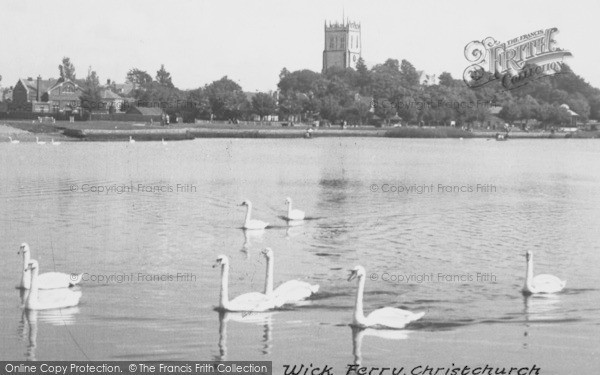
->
165;114;170;126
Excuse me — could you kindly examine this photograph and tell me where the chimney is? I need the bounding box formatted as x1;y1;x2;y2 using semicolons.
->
36;76;41;102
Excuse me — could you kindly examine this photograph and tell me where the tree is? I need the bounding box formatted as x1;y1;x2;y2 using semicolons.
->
80;69;102;115
156;64;174;88
251;93;277;119
59;57;76;81
126;68;153;86
438;72;455;87
400;59;421;87
205;76;248;120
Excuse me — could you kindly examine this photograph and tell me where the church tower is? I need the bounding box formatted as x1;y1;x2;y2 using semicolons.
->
322;19;361;73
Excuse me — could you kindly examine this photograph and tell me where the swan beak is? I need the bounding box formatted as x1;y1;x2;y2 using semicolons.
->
348;270;357;281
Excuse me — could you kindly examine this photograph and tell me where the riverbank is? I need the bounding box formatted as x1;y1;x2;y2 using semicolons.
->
2;120;599;141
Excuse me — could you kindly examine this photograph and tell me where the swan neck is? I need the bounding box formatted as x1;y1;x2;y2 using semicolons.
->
287;201;293;217
244;204;252;224
525;256;534;292
354;276;366;323
27;267;39;307
264;256;274;295
21;251;31;288
220;264;229;308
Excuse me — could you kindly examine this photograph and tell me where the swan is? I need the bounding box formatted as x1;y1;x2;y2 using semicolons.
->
213;255;280;312
24;260;82;310
18;243;83;290
35;137;46;145
285;197;305;221
129;136;135;143
348;266;425;329
161;138;167;145
240;200;269;230
262;248;319;305
8;136;20;144
522;251;566;295
51;139;61;146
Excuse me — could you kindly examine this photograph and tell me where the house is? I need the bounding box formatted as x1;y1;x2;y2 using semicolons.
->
99;88;124;112
12;76;83;113
113;82;135;97
560;104;579;126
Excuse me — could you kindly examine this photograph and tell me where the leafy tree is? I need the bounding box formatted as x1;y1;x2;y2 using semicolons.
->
126;68;153;87
59;57;76;81
80;70;102;114
251;93;277;119
156;64;174;88
400;59;421;87
205;76;248;120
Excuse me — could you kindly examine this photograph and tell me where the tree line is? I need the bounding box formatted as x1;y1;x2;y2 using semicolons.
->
71;56;600;127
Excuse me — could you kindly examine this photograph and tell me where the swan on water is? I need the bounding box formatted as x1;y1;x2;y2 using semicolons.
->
285;197;305;221
18;243;82;290
261;248;319;305
240;200;269;230
522;251;566;295
161;138;167;145
129;136;135;143
213;255;281;312
24;260;82;310
348;265;425;329
51;139;61;146
8;136;20;144
35;137;46;145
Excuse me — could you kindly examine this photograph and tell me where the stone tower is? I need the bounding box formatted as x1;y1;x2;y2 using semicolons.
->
322;19;361;73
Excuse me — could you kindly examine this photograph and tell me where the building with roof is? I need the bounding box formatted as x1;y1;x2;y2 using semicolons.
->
99;88;124;112
12;76;83;113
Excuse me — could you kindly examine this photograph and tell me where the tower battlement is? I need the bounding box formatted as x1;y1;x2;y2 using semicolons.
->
322;19;362;72
324;20;361;30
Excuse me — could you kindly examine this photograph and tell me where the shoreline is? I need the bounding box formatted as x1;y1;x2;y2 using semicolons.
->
2;120;598;141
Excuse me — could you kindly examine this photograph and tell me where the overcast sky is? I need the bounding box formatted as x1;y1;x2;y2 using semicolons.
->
1;0;598;92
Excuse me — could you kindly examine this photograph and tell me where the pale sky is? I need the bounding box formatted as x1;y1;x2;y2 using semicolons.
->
1;0;599;92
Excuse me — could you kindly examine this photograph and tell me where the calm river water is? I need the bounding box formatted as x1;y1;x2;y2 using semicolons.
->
0;138;598;374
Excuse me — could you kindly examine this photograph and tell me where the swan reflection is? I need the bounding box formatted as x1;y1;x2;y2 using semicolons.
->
351;326;409;366
522;294;562;349
241;229;265;256
18;290;80;361
216;310;275;361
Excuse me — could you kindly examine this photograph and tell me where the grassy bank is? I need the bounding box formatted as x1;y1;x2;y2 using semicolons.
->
3;119;599;141
385;127;475;138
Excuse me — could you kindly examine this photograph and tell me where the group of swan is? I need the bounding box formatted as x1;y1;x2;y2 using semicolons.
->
214;248;319;312
241;197;305;230
6;137;60;145
17;243;82;311
215;248;566;329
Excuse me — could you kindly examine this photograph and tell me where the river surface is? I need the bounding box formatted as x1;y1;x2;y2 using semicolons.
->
0;138;598;374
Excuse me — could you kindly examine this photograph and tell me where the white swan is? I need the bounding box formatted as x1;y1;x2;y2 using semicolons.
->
161;138;167;145
285;197;305;221
129;136;135;143
348;266;425;329
35;137;46;145
18;243;82;290
213;255;280;312
240;200;269;230
522;251;566;295
24;260;82;310
262;248;319;305
51;139;61;146
8;136;20;144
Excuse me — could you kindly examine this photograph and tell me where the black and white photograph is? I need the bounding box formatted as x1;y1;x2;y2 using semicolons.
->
1;1;599;374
